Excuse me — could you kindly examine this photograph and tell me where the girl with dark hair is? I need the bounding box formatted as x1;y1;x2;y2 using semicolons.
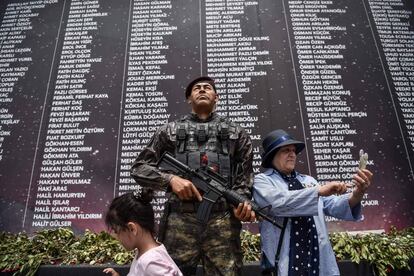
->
103;188;182;276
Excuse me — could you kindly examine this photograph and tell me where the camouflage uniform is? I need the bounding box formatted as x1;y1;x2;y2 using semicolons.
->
131;112;253;276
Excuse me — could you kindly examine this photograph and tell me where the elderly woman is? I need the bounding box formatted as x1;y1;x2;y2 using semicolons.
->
253;129;373;276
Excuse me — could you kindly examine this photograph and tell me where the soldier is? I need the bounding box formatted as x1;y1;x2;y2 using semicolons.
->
130;76;256;275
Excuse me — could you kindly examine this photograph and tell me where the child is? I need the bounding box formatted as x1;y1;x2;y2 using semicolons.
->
103;188;183;276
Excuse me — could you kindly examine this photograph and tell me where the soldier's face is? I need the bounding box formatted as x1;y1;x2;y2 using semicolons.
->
272;145;297;174
188;82;218;110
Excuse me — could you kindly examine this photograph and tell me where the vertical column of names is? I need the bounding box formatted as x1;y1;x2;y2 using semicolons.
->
368;0;414;148
288;0;368;181
118;0;176;221
0;1;57;163
205;0;273;171
31;0;108;229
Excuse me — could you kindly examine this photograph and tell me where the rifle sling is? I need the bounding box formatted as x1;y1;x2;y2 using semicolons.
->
275;218;289;266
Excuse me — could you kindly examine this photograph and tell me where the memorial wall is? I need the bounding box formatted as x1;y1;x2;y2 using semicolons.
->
0;0;413;234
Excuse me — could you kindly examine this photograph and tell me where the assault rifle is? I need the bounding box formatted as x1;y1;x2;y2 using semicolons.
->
157;152;282;228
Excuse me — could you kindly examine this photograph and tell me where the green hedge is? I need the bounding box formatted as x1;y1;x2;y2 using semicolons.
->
1;227;413;276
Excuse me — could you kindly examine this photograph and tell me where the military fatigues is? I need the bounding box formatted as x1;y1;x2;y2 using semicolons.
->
131;112;253;276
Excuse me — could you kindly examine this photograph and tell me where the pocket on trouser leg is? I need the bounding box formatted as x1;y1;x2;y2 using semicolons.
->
163;213;202;273
202;216;242;276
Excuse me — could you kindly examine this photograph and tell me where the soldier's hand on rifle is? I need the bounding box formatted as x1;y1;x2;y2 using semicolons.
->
169;175;203;201
233;201;256;222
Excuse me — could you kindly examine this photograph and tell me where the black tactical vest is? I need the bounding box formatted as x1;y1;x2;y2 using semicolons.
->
169;114;236;185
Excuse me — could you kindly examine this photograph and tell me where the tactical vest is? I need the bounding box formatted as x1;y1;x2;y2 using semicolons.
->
169;116;236;186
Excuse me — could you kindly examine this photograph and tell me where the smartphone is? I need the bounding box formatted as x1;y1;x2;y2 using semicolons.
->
358;149;368;170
